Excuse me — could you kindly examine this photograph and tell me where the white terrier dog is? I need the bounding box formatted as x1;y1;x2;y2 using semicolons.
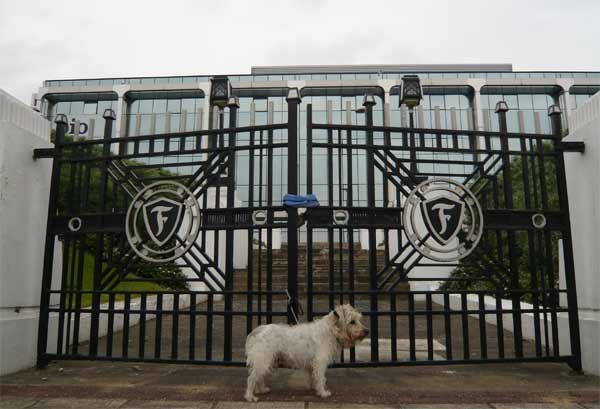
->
244;304;369;402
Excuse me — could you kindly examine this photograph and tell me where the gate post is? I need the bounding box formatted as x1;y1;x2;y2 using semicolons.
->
223;96;238;361
36;114;67;368
363;94;379;361
549;105;582;371
286;88;301;324
89;109;116;357
495;101;524;358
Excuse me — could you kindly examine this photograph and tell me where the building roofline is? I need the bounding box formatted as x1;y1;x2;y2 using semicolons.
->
251;64;514;75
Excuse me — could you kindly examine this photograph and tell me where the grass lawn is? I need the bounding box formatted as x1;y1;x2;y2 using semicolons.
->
66;251;167;307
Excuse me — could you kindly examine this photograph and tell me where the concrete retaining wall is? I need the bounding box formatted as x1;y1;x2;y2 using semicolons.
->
0;90;61;375
562;91;600;375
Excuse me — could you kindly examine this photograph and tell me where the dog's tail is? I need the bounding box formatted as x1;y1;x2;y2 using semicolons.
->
244;325;266;366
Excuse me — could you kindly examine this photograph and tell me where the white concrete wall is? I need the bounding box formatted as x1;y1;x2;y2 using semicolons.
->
562;91;600;375
0;89;61;375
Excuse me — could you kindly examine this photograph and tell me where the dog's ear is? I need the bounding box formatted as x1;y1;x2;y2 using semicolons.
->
333;305;345;325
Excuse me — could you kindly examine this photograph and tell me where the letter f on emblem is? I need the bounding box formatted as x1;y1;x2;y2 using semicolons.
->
421;196;465;245
150;206;173;236
142;197;183;246
431;203;455;235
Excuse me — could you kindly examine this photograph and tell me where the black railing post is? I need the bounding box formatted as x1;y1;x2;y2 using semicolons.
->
495;101;524;358
36;114;68;368
223;96;238;361
408;108;418;174
363;94;379;361
549;105;582;371
286;88;301;324
89;109;116;357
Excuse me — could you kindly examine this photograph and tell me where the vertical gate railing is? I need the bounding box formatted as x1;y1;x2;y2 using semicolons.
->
286;89;301;324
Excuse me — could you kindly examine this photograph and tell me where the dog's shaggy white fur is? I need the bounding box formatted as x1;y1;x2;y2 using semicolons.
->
244;304;368;401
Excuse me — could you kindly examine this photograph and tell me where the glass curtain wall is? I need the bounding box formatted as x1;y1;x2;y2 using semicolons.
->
480;86;559;134
45;93;118;139
231;89;289;207
124;91;205;170
389;86;474;178
569;85;600;111
300;88;385;208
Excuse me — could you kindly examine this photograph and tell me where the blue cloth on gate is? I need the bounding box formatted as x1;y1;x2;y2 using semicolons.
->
283;194;320;208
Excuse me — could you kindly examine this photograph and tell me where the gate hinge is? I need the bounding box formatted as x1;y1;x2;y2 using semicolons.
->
33;148;60;159
559;141;585;153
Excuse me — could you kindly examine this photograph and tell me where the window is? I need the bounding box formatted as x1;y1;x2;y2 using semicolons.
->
83;102;97;115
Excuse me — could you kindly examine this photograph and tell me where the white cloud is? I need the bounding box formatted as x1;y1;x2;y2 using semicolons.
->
0;0;598;104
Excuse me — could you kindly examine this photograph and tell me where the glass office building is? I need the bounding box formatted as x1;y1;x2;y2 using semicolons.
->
33;64;600;209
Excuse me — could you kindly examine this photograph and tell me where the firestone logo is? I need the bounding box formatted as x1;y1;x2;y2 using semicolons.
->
125;181;201;263
403;178;484;262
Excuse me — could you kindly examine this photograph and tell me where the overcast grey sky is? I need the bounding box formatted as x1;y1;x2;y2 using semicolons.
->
1;0;599;104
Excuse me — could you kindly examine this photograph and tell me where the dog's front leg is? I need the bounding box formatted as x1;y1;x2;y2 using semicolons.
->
311;361;331;398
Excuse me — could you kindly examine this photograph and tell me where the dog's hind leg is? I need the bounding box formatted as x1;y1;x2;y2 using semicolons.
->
245;366;260;402
245;358;271;402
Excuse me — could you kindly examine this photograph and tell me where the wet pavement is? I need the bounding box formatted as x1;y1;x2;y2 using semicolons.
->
1;360;598;407
0;397;599;409
2;296;598;408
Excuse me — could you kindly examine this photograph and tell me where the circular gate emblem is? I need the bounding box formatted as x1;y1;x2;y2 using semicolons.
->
403;178;483;262
125;181;201;263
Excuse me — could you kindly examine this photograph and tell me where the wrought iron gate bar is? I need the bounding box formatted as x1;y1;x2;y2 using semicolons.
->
59;143;290;164
310;142;559;158
312;122;557;140
305;207;402;228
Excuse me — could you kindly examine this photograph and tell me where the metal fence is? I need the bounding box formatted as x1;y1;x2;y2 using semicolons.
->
36;91;581;371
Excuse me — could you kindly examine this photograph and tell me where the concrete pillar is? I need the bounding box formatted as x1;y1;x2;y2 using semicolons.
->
0;90;61;375
434;106;441;128
450;107;457;130
377;80;395;106
112;85;130;139
557;78;575;128
416;106;425;128
383;102;390;126
400;105;408;127
468;79;486;131
561;91;600;375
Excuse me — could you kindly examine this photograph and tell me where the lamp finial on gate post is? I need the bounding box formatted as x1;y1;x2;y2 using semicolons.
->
226;96;239;108
548;104;561;116
286;87;301;103
102;109;116;120
495;101;509;113
362;94;376;107
54;113;68;124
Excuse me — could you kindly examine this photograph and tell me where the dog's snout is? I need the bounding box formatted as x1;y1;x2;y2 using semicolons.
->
363;329;369;337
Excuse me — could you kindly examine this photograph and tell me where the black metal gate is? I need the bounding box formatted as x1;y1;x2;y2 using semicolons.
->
36;90;581;371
